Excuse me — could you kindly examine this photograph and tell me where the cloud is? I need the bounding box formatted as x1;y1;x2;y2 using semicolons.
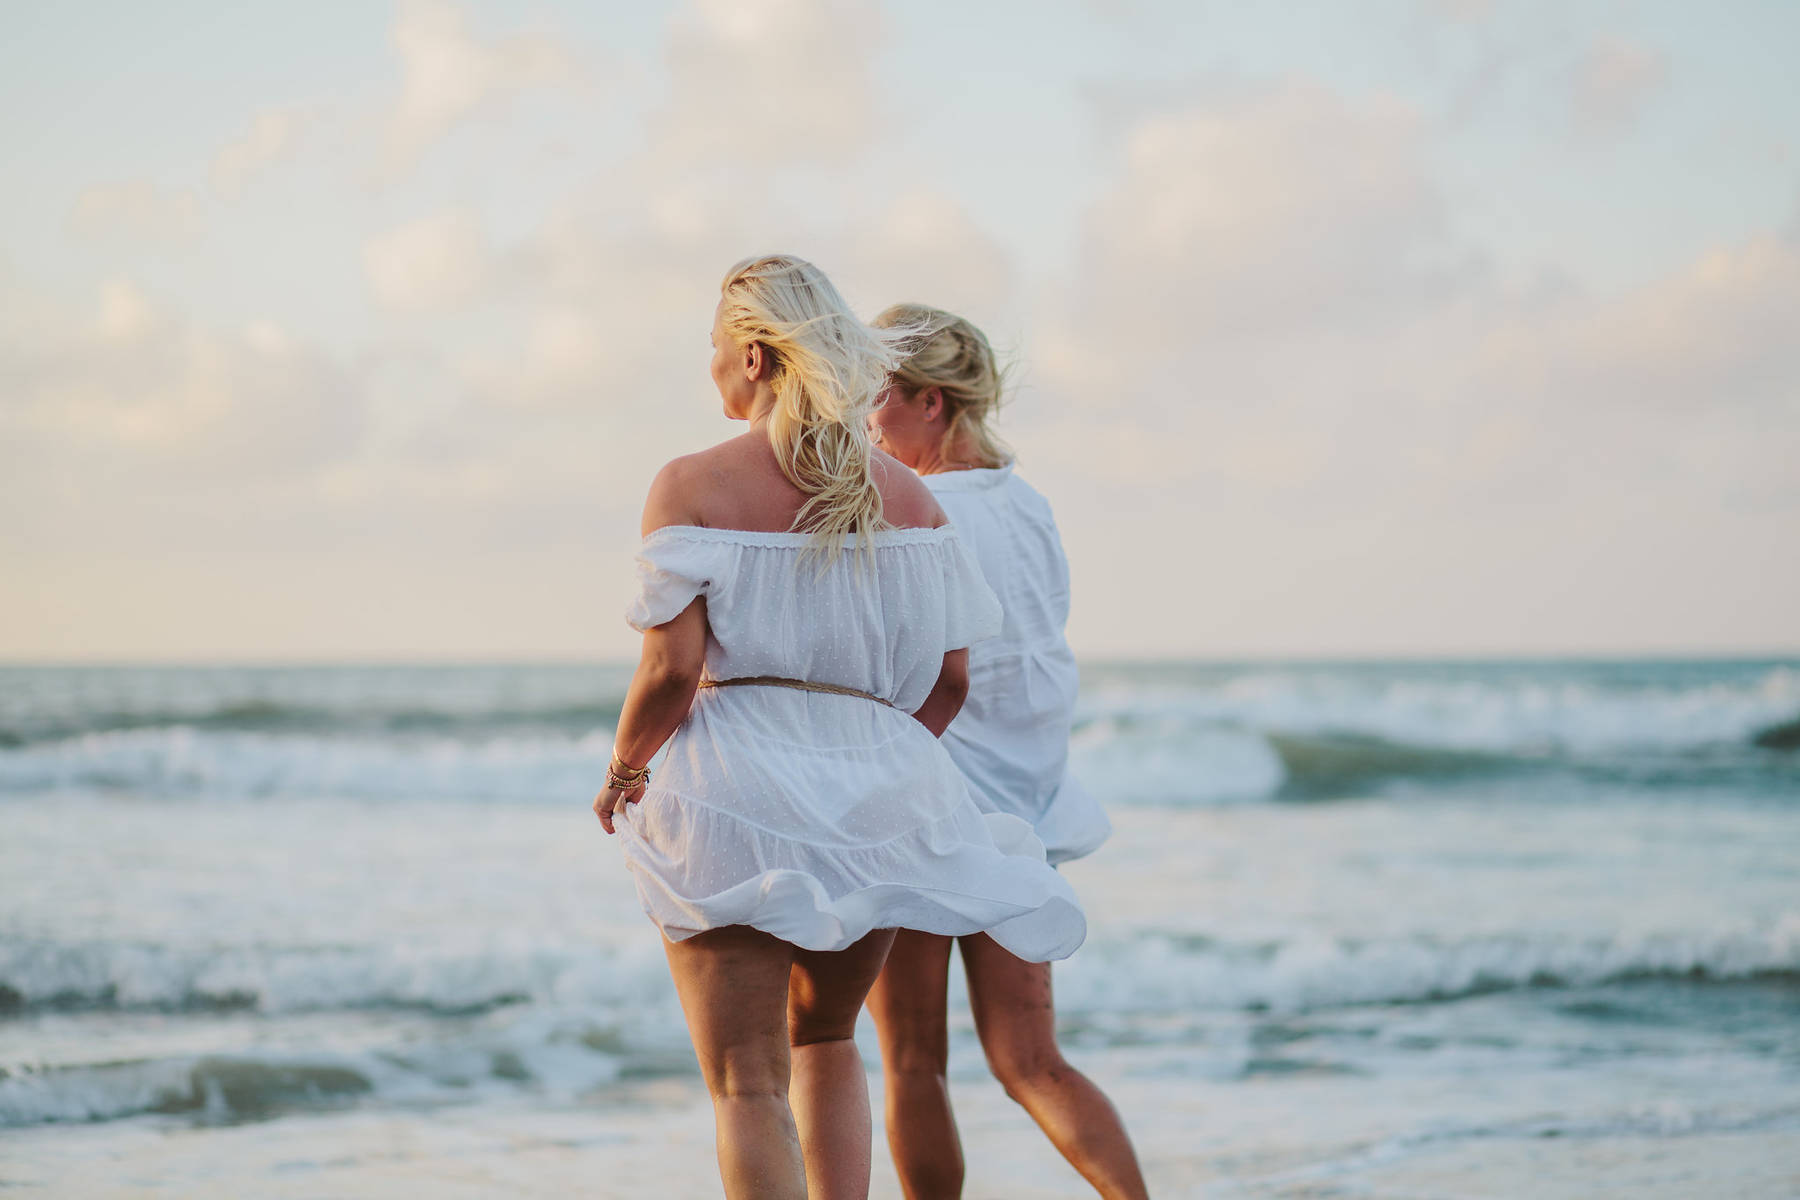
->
212;108;308;197
67;180;201;245
1061;82;1475;358
1570;36;1668;137
0;278;360;475
653;0;883;167
1422;0;1495;22
363;209;491;312
385;0;582;168
1023;77;1796;534
836;190;1016;320
1482;233;1800;420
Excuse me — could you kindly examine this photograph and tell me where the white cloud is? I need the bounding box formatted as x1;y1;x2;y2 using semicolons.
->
96;278;161;341
1068;83;1473;349
1570;36;1668;137
212;108;308;197
1040;79;1480;457
2;278;359;472
385;0;582;168
363;209;490;312
67;180;201;245
836;190;1016;321
1037;80;1796;505
1422;0;1495;23
1480;233;1800;419
654;0;882;166
1007;77;1798;654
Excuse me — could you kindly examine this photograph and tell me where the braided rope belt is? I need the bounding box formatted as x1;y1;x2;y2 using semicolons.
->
697;675;895;709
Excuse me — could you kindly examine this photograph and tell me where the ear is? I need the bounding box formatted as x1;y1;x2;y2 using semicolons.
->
744;342;765;381
920;386;945;422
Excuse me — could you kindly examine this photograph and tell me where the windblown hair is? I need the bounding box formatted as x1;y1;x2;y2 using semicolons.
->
719;255;907;560
872;303;1012;470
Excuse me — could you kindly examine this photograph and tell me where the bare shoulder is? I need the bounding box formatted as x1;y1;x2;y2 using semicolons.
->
641;451;711;536
871;450;947;530
643;432;791;535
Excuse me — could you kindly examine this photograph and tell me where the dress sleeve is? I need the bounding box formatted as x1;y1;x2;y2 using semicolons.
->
625;531;725;632
939;527;1004;651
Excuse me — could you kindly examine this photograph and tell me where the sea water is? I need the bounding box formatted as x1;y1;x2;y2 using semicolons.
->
3;661;1797;1196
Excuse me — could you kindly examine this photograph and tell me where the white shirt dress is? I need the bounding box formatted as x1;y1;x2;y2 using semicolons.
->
923;467;1112;866
617;523;1087;962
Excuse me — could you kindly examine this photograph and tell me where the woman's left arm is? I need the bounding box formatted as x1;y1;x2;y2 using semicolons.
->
593;597;707;834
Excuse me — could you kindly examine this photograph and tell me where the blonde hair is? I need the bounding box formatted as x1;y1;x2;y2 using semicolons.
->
719;255;905;559
872;303;1012;470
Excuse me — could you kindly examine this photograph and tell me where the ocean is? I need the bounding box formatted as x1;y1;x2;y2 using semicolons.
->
3;660;1798;1197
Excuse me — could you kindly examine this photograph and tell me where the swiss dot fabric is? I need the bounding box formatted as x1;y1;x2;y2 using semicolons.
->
616;523;1086;961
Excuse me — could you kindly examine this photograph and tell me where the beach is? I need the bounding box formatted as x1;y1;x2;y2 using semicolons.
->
4;660;1798;1196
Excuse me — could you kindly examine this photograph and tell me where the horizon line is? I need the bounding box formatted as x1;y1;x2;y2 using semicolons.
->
3;650;1798;670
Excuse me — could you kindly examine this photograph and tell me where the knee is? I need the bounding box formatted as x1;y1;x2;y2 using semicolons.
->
789;999;861;1047
986;1046;1071;1104
700;1048;790;1103
789;1023;855;1049
881;1037;949;1081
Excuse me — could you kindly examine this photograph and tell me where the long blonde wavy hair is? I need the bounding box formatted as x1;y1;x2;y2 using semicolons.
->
872;303;1012;470
719;255;908;559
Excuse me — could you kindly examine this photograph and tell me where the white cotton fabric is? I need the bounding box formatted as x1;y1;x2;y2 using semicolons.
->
617;524;1087;962
924;467;1112;866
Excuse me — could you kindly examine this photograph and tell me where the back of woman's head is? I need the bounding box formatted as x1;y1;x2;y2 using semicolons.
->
720;255;904;555
873;303;1012;471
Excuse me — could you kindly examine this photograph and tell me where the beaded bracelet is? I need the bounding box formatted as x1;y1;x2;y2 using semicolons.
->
607;755;651;791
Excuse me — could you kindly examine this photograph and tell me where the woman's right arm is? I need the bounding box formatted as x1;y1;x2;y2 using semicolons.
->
910;648;970;738
594;599;706;834
594;456;708;833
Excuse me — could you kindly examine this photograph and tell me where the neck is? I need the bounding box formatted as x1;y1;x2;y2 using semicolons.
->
913;430;987;476
745;386;779;428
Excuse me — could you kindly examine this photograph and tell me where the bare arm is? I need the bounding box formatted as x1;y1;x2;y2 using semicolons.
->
595;457;710;833
593;597;706;834
910;648;970;738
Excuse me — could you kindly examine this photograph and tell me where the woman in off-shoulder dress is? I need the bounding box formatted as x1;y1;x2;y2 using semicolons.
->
592;257;1084;1200
864;304;1146;1200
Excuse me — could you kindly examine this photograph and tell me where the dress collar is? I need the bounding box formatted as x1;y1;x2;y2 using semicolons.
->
920;464;1014;493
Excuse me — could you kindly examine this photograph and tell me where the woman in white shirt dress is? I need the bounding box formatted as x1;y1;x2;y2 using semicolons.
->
592;259;1085;1200
864;305;1147;1200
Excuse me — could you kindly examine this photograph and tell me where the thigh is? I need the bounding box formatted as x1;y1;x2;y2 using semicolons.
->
789;928;897;1045
960;932;1058;1074
664;925;797;1092
865;930;954;1064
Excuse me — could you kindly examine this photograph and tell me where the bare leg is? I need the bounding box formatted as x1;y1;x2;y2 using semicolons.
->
866;931;963;1200
961;933;1149;1200
787;928;898;1200
663;926;805;1200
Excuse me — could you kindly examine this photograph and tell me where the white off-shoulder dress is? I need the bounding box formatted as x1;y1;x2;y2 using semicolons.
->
924;467;1112;866
617;524;1086;962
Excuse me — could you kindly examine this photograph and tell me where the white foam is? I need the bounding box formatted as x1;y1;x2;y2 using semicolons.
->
4;665;1793;802
1071;722;1286;802
1078;665;1800;756
7;917;1794;1129
0;727;617;801
0;936;678;1017
9;915;1794;1029
1055;917;1800;1016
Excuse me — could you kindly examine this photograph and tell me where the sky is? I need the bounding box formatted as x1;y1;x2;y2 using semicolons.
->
2;0;1797;661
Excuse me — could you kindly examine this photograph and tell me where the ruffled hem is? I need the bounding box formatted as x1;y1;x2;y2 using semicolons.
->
616;795;1086;962
1033;769;1113;866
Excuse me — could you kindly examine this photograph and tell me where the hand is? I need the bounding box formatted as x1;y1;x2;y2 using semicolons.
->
590;780;648;834
593;779;646;834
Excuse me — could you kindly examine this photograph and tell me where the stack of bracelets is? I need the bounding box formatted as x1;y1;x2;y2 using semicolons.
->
607;755;651;791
